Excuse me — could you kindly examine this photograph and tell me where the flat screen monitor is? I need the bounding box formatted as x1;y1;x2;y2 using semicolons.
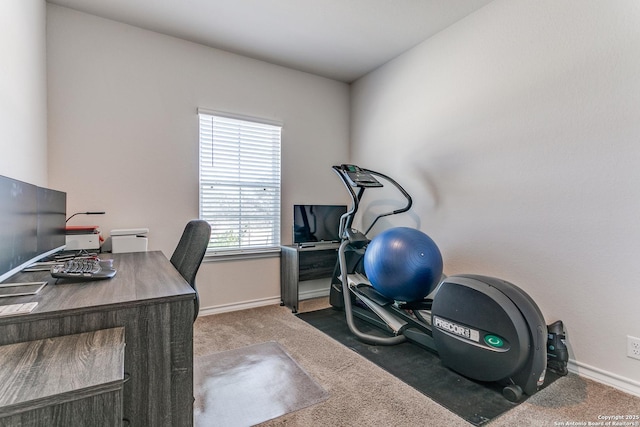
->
293;204;347;245
37;186;67;255
0;175;66;283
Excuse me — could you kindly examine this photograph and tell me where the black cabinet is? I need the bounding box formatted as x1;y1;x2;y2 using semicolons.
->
281;244;339;313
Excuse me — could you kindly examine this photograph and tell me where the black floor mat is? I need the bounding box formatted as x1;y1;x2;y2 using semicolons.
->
297;308;561;426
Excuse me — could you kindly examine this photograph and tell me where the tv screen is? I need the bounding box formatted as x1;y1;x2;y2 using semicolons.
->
293;204;347;244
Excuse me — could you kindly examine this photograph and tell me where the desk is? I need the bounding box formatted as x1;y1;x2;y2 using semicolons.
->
0;251;195;426
280;244;339;313
0;328;125;426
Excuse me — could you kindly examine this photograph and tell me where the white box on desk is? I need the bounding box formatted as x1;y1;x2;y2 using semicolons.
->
65;233;100;250
111;228;149;253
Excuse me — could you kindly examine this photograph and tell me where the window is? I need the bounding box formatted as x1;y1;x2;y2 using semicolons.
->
198;110;282;255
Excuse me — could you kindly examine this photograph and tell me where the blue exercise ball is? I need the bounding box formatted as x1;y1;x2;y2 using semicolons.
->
364;227;443;302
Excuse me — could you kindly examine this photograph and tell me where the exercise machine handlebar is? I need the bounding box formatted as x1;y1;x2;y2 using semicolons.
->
331;164;412;238
332;164;414;345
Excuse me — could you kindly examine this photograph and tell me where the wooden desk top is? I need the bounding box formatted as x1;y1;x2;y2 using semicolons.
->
0;251;195;324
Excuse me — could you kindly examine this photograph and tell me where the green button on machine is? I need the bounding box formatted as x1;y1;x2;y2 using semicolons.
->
484;334;505;348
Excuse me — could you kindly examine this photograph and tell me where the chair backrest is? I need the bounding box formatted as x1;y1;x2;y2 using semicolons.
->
170;219;211;321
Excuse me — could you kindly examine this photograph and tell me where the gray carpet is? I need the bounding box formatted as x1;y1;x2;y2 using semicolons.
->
194;301;640;426
194;341;328;427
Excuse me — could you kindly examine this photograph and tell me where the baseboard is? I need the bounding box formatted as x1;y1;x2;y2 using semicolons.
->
198;289;329;317
198;296;282;316
568;359;640;397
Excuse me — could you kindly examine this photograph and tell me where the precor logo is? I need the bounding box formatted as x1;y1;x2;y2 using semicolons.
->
433;316;471;339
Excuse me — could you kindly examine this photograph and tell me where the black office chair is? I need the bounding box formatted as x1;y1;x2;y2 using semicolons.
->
170;219;211;322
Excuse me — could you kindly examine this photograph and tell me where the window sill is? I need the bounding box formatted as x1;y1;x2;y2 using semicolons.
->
203;248;281;263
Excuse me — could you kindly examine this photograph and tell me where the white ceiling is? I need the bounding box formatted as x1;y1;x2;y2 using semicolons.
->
47;0;494;83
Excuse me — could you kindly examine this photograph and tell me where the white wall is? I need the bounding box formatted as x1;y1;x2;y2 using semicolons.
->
0;0;48;186
351;0;640;391
46;5;350;310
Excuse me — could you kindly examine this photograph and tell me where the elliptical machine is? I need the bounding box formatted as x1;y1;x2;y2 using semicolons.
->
329;164;567;402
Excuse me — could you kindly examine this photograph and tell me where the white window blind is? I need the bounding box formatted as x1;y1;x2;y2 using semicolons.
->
199;112;282;254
